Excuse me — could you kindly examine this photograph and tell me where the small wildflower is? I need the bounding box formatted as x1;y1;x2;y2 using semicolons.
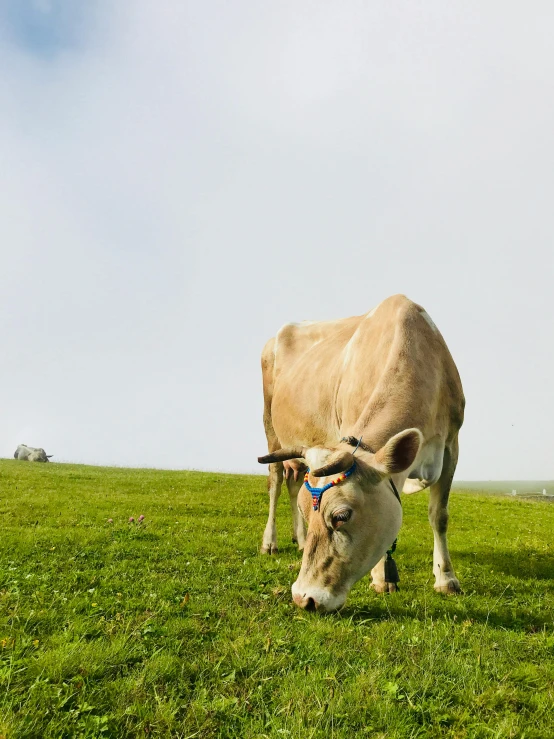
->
33;639;39;647
138;514;145;522
108;518;113;523
92;603;97;607
129;517;135;523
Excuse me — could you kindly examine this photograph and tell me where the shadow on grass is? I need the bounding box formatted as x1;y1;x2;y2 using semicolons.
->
456;547;554;581
339;599;553;632
329;545;554;631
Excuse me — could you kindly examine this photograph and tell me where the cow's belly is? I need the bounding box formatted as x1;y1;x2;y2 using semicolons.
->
402;435;445;494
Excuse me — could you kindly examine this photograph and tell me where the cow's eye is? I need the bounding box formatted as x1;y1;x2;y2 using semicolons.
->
332;508;352;528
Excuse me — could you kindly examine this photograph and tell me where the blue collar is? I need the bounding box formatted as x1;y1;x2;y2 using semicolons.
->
304;462;357;511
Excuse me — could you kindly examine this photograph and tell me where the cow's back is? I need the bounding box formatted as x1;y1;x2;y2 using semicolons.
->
267;315;362;447
267;295;464;456
338;296;464;449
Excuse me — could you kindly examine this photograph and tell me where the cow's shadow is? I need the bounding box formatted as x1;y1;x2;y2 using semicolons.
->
455;546;554;582
341;600;551;632
336;547;554;632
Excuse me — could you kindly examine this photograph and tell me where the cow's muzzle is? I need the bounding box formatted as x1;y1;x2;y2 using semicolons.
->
293;592;318;611
291;583;346;613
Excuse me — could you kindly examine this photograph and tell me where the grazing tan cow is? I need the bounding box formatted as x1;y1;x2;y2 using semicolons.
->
258;294;464;612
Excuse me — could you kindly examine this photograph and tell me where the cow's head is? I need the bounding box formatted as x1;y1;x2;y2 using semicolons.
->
31;448;52;462
259;428;422;612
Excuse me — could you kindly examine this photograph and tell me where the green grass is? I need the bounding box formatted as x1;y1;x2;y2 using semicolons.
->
1;460;554;739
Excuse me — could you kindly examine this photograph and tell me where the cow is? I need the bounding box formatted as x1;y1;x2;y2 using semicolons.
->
14;444;53;462
258;294;464;612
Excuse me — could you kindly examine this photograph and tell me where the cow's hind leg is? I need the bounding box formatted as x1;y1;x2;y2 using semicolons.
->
261;462;283;554
285;469;306;551
429;440;461;594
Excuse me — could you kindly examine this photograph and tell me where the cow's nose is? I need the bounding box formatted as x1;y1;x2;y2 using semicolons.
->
292;592;319;610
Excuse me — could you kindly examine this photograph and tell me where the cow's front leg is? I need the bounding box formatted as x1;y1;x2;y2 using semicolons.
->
285;466;306;550
428;444;461;594
370;555;398;593
261;462;283;554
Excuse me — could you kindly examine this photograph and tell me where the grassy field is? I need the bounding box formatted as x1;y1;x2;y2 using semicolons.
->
1;460;554;739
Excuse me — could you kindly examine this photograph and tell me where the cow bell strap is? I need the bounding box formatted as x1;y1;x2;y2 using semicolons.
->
389;478;401;504
341;435;401;586
385;484;400;585
385;538;399;585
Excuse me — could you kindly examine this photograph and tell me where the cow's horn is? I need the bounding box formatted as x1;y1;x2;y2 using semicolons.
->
46;455;53;458
311;450;354;478
258;447;305;464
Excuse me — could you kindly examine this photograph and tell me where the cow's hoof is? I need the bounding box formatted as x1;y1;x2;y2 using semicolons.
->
371;581;399;594
434;578;462;595
260;544;279;555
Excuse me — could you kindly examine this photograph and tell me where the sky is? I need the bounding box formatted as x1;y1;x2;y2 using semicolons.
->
1;1;553;479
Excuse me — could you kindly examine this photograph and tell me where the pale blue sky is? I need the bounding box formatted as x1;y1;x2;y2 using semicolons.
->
0;0;97;56
1;1;553;479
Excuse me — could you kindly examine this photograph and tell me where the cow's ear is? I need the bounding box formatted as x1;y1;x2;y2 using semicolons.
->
372;429;423;475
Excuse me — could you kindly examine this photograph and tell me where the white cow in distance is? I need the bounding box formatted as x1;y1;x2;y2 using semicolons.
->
14;444;53;462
